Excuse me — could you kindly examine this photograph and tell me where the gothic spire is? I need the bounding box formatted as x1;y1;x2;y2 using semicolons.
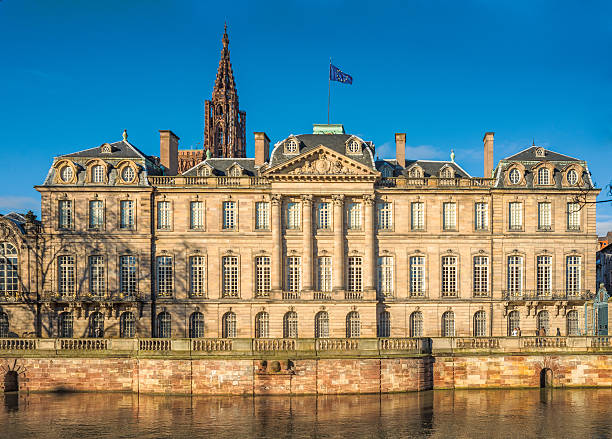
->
214;23;236;92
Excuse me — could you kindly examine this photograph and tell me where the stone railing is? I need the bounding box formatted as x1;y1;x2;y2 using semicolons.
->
253;338;296;351
59;339;108;350
139;339;171;351
376;177;495;189
344;291;363;300
192;338;233;352
148;176;270;188
43;291;143;303
432;336;612;353
0;339;36;350
502;289;593;301
315;338;360;351
313;291;332;300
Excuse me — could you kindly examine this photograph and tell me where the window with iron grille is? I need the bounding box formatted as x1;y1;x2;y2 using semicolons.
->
120;312;135;338
348;203;362;230
507;310;520;336
441;311;455;337
286;256;301;292
283;311;298;338
0;242;18;294
443;202;456;230
286;202;301;230
475;202;488;230
410;256;425;296
255;256;271;297
0;312;9;338
58;256;75;297
89;255;105;298
88;312;104;338
567;203;580;230
255;312;269;338
58;311;73;338
441;256;457;296
473;310;487;337
378;311;390;337
92;165;104;183
537;255;552;295
507;256;523;295
318;202;331;230
120;200;135;229
222;311;236;338
189;256;206;297
156;256;173;298
410;311;423;337
538;167;550;185
58;200;73;229
222;256;239;298
473;256;489;296
566;310;579;336
377;256;394;297
255;202;270;230
315;311;329;338
157;201;171;230
566;256;581;293
318;257;332;292
509;202;522;230
190;201;204;230
538;202;552;230
411;202;424;230
189;312;205;338
377;202;393;230
346;311;360;338
537;310;549;334
119;256;137;296
348;257;363;292
157;312;171;338
222;201;237;230
89;200;104;229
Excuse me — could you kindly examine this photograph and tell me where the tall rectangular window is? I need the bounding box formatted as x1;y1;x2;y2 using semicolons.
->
190;201;204;230
89;255;105;297
318;202;331;230
58;255;75;297
189;256;206;297
475;202;488;231
410;256;425;296
443;203;457;230
286;256;301;292
157;201;171;230
411;202;424;230
58;200;73;229
120;200;135;229
348;203;362;230
156;256;173;298
567;203;580;230
507;256;523;295
318;257;332;292
119;255;137;295
566;256;581;293
348;257;363;292
222;256;239;297
89;200;104;229
377;256;394;297
286;202;301;230
222;201;237;230
255;256;271;297
441;256;457;296
538;202;552;230
473;256;489;296
377;202;392;230
509;202;523;230
537;255;552;294
255;202;270;230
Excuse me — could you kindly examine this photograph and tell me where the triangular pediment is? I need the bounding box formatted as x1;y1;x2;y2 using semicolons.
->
263;145;378;178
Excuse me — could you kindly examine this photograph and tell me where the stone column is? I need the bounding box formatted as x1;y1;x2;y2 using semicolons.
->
271;194;282;291
332;194;345;292
301;195;313;291
363;194;376;293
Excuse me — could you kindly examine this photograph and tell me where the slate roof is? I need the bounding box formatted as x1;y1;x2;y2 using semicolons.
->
60;140;149;160
182;158;258;176
503;146;580;162
404;160;471;178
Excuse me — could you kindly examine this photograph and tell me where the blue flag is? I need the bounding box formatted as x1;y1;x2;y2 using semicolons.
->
330;64;353;84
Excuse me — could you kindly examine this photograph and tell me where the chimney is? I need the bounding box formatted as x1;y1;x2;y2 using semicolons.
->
395;133;406;168
159;130;179;175
483;132;494;178
254;132;270;167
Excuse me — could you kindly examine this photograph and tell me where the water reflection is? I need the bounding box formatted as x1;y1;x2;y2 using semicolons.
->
2;389;612;438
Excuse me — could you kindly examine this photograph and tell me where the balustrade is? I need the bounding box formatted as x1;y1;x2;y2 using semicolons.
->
454;338;500;349
192;338;232;352
378;338;420;351
313;291;332;300
0;339;36;350
253;338;296;351
282;291;300;300
59;339;108;350
502;289;593;301
315;338;359;351
139;339;171;351
344;291;363;300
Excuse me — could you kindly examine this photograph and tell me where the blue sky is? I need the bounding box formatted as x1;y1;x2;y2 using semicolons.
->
1;0;611;233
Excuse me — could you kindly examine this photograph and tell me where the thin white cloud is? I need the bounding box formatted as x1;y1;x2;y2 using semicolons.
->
0;196;39;212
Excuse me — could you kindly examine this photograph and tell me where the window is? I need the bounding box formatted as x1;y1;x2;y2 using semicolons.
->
377;202;392;230
229;166;242;177
58;200;73;229
346;311;360;338
222;311;236;338
475;202;488;231
566;256;581;293
222;256;239;298
285;139;298;154
348;257;363;292
156;312;171;338
120;200;135;229
440;167;453;179
157;201;171;230
443;202;456;230
58;256;75;297
255;312;269;338
538;167;550;185
381;166;393;178
410;312;423;337
509;202;522;230
92;165;104;183
411;202;424;230
121;166;135;183
315;311;329;338
347;140;360;154
507;256;523;296
567;203;580;230
0;242;18;295
441;311;455;337
286;202;301;230
0;312;9;338
60;165;73;182
509;168;521;184
255;256;271;297
88;200;104;229
120;312;135;338
377;256;394;297
189;312;205;338
567;169;578;185
378;311;390;337
119;256;137;296
222;201;237;230
156;256;173;298
89;255;105;298
283;311;298;338
286;256;301;292
537;255;552;295
190;201;204;230
348;203;362;230
197;166;211;177
318;202;331;230
408;167;422;178
255;202;270;230
538;202;552;230
567;310;579;336
318;257;332;292
58;311;73;338
89;312;104;338
410;256;425;296
189;256;206;298
537;310;549;335
473;310;487;337
473;256;489;297
441;256;457;296
508;310;520;336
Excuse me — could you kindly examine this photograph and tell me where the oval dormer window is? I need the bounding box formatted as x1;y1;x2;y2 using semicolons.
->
286;139;298;154
60;165;73;183
567;169;578;185
122;166;135;183
509;168;521;184
347;140;360;154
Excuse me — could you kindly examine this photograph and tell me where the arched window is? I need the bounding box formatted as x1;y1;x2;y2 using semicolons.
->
537;310;550;335
440;167;453;179
441;311;455;337
566;310;579;336
346;311;360;338
538;167;550;185
408;167;422;178
0;242;18;295
92;164;104;183
188;312;204;338
410;311;423;337
508;310;520;336
314;311;329;338
156;312;171;338
222;311;236;338
228;166;242;177
88;312;104;338
285;139;298;154
473;310;487;337
0;312;8;338
255;312;269;338
283;311;298;338
509;168;521;184
58;311;73;338
378;311;390;337
120;312;135;338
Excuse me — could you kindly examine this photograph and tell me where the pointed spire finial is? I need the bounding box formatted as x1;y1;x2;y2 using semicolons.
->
123;129;128;141
532;138;535;146
222;22;229;50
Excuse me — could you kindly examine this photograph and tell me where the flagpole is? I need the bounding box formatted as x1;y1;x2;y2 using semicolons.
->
328;58;331;125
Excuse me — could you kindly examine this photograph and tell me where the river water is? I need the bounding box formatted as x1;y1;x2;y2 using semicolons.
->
1;389;611;438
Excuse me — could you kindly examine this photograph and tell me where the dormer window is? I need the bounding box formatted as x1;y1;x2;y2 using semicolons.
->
197;166;212;177
60;165;74;183
509;168;521;184
285;139;299;154
92;165;104;183
408;166;423;178
347;140;361;155
440;166;453;179
535;147;545;158
100;143;113;154
381;166;393;178
538;167;550;185
567;169;578;185
121;166;135;183
228;165;242;177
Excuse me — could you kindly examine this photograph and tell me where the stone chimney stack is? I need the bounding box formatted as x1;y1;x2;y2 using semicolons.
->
395;133;406;168
483;132;494;178
254;132;270;167
159;130;179;175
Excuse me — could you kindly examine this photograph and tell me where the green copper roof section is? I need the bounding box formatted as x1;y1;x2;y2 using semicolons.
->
313;124;345;134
